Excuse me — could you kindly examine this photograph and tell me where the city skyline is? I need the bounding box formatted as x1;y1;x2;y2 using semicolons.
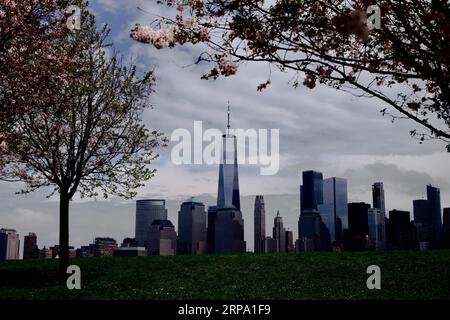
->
2;174;448;257
1;0;450;256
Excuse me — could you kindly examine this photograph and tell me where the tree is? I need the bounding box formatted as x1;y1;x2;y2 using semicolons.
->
1;3;166;274
1;0;73;152
131;0;450;150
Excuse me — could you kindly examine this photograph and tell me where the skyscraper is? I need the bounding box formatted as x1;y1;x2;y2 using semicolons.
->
135;199;168;247
388;210;417;250
368;208;386;250
285;230;294;252
348;202;370;251
214;105;245;253
0;229;20;260
178;199;208;254
427;185;442;248
412;185;443;249
273;211;286;252
372;182;386;216
254;195;266;253
214;207;246;253
443;208;450;249
207;206;217;253
300;170;323;214
147;220;177;256
413;199;432;248
319;177;348;244
23;232;39;260
217;106;240;211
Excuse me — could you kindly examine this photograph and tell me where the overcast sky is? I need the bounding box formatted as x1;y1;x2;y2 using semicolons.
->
1;0;449;253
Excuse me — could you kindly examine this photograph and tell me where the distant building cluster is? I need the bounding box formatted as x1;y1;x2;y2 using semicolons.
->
1;118;450;260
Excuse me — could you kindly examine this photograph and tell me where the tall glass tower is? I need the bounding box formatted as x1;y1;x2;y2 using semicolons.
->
217;135;240;210
427;185;442;248
214;104;245;253
319;177;348;244
135;199;168;247
254;195;266;253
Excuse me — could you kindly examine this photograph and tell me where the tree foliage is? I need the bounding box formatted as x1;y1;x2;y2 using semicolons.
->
133;0;450;150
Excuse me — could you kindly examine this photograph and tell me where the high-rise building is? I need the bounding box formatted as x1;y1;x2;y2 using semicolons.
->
372;182;386;216
413;199;432;248
254;195;266;253
214;207;246;253
298;211;329;251
217;108;240;211
319;177;348;244
214;106;245;253
272;211;286;252
300;170;323;214
178;199;208;254
412;185;443;249
147;220;177;256
207;206;217;253
298;170;329;250
94;237;118;257
427;185;442;248
368;208;386;250
348;202;370;251
23;232;39;259
443;208;450;249
135;199;168;247
285;229;295;252
263;237;278;253
388;210;418;250
0;229;20;260
295;238;315;252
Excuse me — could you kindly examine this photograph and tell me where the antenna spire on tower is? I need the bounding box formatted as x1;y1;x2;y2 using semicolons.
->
227;101;231;133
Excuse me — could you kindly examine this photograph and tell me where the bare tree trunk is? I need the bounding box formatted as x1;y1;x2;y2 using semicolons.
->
59;191;70;277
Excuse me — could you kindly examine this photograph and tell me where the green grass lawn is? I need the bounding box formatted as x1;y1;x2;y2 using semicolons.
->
0;250;449;300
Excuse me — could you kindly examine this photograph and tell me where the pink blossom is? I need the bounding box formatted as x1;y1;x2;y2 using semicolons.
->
218;58;237;76
130;25;175;49
0;140;8;152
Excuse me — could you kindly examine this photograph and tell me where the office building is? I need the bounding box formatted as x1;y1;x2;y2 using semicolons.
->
368;208;386;250
298;211;329;251
147;219;177;256
39;246;52;259
0;229;20;260
319;177;348;244
273;211;286;252
372;182;386;216
135;199;168;247
94;237;118;257
442;208;450;248
285;229;294;252
207;206;217;253
295;238;315;252
300;170;323;214
413;199;432;248
254;195;266;253
388;210;417;250
348;202;370;251
214;206;246;253
263;237;278;253
178;199;208;254
214;107;245;253
427;185;442;248
23;232;39;259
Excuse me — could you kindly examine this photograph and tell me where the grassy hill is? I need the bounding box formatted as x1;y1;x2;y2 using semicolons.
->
0;250;449;300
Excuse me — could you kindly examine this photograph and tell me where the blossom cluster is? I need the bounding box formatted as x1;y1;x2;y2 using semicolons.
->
130;25;175;49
